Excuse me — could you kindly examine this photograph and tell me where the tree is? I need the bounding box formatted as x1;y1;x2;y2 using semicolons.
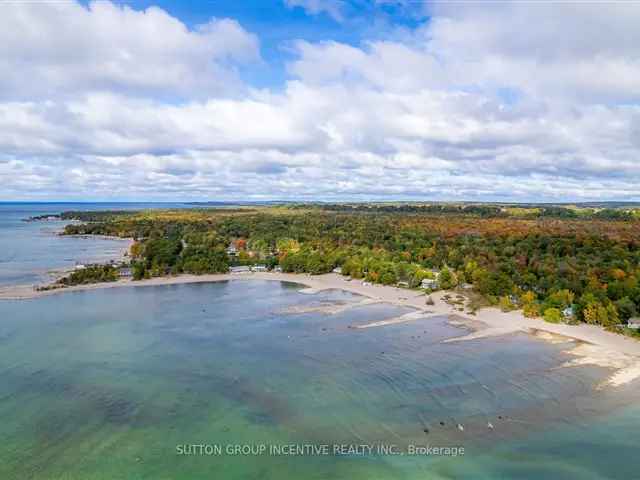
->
439;267;457;290
474;270;512;297
380;272;396;285
276;238;300;253
521;291;536;305
523;302;541;318
582;300;619;327
615;297;638;322
342;257;364;278
499;296;515;312
132;262;146;280
546;289;575;308
305;252;329;275
543;308;562;323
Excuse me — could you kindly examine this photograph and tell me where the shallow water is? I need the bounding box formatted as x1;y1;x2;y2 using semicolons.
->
0;203;184;286
1;280;638;479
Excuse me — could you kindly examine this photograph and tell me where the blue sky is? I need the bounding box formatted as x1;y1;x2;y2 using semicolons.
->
116;0;428;89
1;1;639;202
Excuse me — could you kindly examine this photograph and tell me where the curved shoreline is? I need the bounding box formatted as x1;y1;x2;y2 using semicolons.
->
0;271;637;351
2;271;640;387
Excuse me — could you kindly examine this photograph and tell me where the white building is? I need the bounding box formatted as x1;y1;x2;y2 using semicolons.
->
332;267;342;274
421;278;439;289
251;265;268;272
229;266;251;274
562;306;575;319
627;318;640;329
118;267;132;278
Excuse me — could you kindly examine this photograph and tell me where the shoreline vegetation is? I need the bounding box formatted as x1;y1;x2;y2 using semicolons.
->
43;205;640;330
6;203;640;387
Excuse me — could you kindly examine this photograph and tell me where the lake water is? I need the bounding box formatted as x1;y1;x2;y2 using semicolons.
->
1;280;639;479
0;203;187;286
0;203;639;479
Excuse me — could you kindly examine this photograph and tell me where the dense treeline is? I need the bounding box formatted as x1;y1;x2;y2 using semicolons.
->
57;265;118;285
315;204;639;220
57;207;640;331
60;210;137;222
317;204;507;217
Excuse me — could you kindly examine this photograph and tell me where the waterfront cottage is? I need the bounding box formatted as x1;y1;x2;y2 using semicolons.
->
421;278;439;289
229;266;251;274
251;265;267;272
627;318;640;329
118;267;132;278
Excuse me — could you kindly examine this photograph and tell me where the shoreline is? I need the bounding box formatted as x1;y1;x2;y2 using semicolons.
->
44;235;134;285
2;271;640;387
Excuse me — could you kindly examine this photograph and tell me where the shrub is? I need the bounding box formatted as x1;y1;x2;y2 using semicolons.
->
543;308;562;323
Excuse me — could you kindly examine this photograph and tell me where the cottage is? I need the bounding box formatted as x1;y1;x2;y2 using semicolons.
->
562;306;575;319
74;264;85;271
332;267;342;274
273;266;283;273
421;278;439;289
460;283;473;290
118;267;132;278
226;244;238;256
397;281;409;288
251;265;268;272
627;318;640;329
229;266;251;274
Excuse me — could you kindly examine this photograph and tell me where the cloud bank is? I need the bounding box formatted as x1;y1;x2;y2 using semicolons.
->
1;0;639;201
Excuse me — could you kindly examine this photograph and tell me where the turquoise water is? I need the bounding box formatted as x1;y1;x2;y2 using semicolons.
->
1;280;639;479
0;203;186;286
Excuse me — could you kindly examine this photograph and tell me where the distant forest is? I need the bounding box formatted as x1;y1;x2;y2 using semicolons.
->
52;203;640;333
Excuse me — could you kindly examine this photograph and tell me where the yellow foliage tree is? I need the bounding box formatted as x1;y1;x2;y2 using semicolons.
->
523;302;540;318
499;296;515;312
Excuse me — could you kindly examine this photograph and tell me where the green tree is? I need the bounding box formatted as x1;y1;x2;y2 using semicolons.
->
439;267;457;290
615;297;637;321
543;308;562;323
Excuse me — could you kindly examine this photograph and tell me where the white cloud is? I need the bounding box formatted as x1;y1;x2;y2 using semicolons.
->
0;1;259;99
0;0;639;201
424;2;640;103
284;0;344;21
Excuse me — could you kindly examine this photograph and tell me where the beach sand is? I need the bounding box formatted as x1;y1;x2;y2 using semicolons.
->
2;271;640;387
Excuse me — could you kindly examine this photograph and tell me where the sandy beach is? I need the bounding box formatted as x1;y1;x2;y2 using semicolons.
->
2;271;640;387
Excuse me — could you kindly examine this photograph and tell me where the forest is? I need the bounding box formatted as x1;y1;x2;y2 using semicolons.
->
55;204;640;332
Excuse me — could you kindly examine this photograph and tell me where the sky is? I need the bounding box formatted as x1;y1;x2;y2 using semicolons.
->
1;0;640;202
